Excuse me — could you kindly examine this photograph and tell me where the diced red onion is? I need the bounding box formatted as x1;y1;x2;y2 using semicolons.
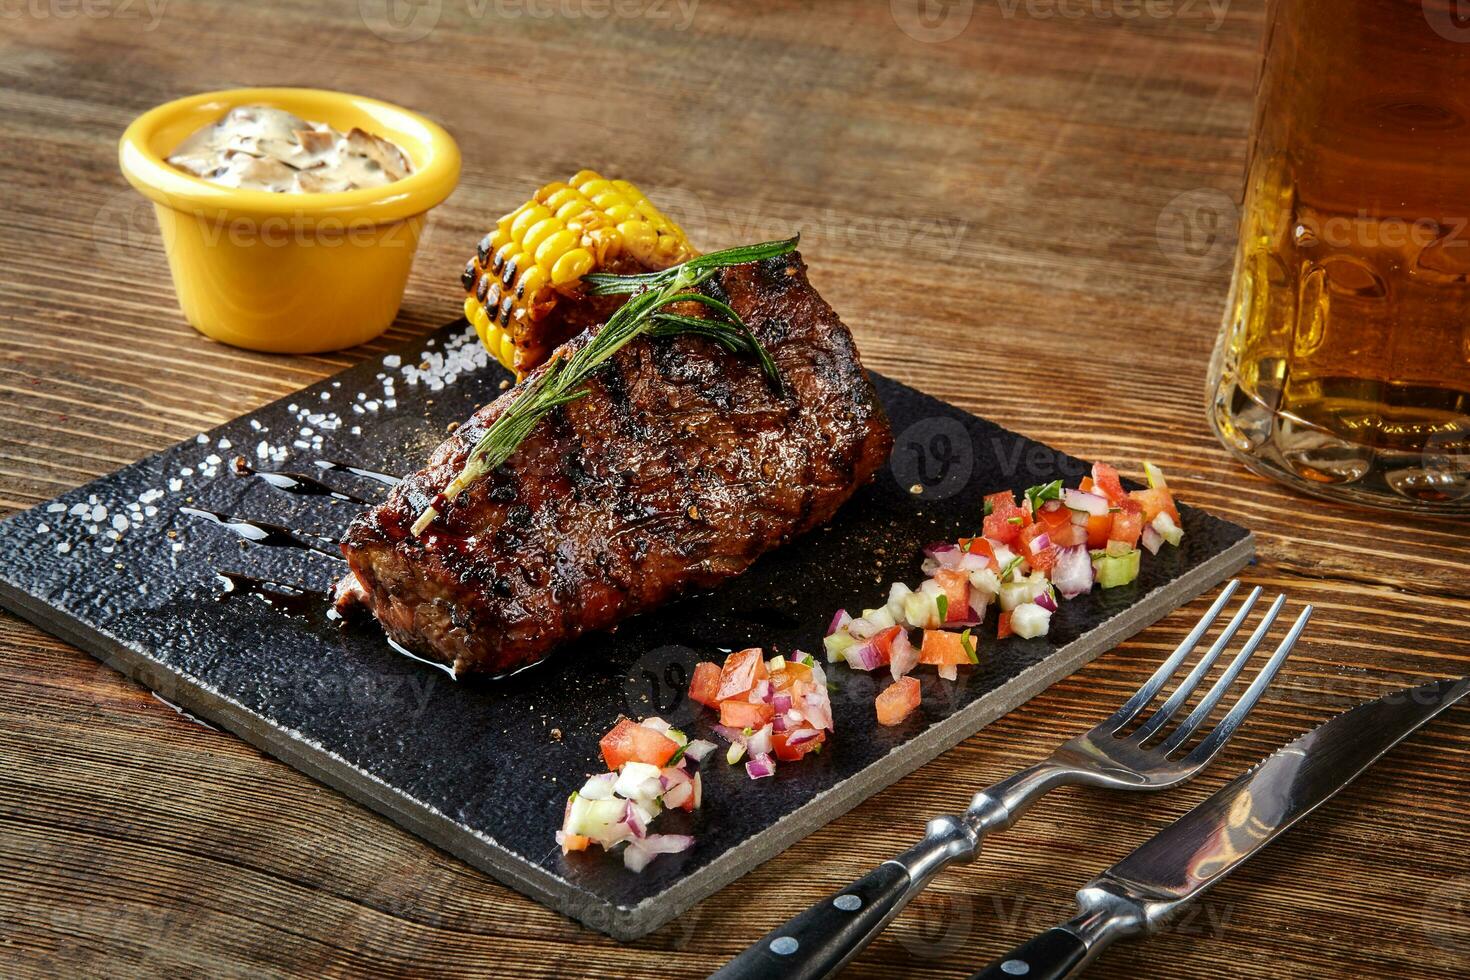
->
712;724;746;745
889;630;919;680
684;739;717;762
786;728;822;747
937;663;958;681
847;617;879;640
749;679;772;704
1063;488;1109;516
772;693;793;713
1141;525;1164;555
772;712;788;733
826;608;851;637
745;753;776;779
623;800;647;839
640;833;694;854
923;541;957;559
1040;499;1064;514
640;717;670;733
747;723;773;756
957;552;990;572
1035;590;1058;612
1051;544;1094;599
844;640;885;671
802;691;834;731
1029;532;1052;553
662;780;692;809
622;833;695;872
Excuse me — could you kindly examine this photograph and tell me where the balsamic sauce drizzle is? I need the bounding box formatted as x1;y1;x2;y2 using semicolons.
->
312;458;402;486
179;506;344;560
232;456;369;504
215;570;327;618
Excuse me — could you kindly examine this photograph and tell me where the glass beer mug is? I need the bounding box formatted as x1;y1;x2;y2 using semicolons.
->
1209;0;1470;512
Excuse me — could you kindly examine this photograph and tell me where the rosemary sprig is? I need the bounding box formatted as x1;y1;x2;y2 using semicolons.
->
410;236;798;535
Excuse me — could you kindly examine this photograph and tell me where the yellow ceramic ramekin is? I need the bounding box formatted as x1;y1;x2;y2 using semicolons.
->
119;87;461;353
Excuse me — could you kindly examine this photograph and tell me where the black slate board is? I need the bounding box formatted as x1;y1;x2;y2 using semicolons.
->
0;321;1252;939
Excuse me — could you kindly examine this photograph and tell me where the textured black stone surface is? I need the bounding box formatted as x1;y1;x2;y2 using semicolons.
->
0;321;1252;939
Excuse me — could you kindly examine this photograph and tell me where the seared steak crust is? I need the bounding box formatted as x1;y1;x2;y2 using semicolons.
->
340;253;893;674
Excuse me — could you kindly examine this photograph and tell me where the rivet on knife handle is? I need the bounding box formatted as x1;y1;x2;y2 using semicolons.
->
710;764;1071;980
709;814;982;980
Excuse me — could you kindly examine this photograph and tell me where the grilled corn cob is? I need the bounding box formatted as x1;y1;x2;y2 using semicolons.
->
463;171;697;375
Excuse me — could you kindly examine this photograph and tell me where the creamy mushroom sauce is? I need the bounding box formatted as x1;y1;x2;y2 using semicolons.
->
167;105;412;193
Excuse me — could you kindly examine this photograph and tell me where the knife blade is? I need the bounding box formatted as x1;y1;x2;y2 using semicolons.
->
971;676;1470;980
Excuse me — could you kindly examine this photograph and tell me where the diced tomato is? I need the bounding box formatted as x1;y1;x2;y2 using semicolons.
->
1037;504;1072;534
1129;487;1181;526
983;491;1028;545
770;658;815;693
719;698;775;729
1019;523;1059;572
1109;509;1144;548
1049;523;1088;548
919;629;971;666
599;717;679;770
997;611;1013;640
875;676;921;726
1090;462;1129;507
688;661;722;709
1085;512;1113;549
1079;476;1095;493
715;647;768;701
772;729;826;761
932;569;972;622
958;537;999;570
559;832;591;854
871;625;904;663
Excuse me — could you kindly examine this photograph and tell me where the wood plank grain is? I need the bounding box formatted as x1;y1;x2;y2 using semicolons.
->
1;1;1467;977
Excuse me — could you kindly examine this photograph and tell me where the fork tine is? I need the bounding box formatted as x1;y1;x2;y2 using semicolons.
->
1181;604;1313;767
1159;593;1286;753
1132;586;1264;743
1101;580;1241;732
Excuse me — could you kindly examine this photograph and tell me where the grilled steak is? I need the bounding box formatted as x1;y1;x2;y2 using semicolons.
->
338;253;893;675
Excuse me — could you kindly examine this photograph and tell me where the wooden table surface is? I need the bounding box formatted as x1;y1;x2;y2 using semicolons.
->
3;1;1467;977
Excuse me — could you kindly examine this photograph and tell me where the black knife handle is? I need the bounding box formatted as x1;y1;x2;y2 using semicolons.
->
709;861;912;980
969;927;1089;980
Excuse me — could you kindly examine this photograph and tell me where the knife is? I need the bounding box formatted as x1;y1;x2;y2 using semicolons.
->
971;676;1470;980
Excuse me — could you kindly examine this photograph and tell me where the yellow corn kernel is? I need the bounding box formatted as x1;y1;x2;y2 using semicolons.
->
462;169;698;373
551;248;595;286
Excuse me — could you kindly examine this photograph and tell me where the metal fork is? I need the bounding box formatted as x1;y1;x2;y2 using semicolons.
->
712;580;1311;980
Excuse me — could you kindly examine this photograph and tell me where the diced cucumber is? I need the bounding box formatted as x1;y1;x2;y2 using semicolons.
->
886;581;913;619
1096;549;1141;589
1143;461;1167;489
999;581;1033;611
1151;512;1183;547
1009;602;1052;639
968;567;1002;599
823;630;856;662
866;605;897;630
566;795;629;838
902;590;939;628
1105;539;1134;558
